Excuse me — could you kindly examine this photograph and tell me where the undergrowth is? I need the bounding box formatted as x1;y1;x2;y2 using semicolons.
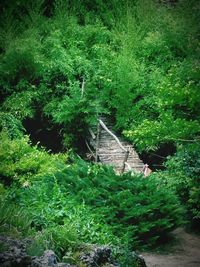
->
0;0;199;266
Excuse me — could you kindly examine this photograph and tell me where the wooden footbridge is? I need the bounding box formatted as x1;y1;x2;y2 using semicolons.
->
86;117;150;175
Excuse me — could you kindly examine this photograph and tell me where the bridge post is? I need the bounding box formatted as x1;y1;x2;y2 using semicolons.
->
95;122;100;162
121;150;129;174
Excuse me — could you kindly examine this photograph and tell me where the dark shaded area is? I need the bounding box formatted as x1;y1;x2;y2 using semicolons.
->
23;117;63;153
43;0;54;17
189;218;200;232
0;175;12;187
76;136;88;158
23;114;176;171
140;143;176;171
23;116;88;156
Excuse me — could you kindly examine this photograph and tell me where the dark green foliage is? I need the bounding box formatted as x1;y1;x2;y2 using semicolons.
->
0;0;199;264
53;160;183;248
1;0;199;151
3;158;182;256
165;143;200;228
0;199;33;237
0;112;24;138
5;176;120;259
0;3;114;145
0;133;182;250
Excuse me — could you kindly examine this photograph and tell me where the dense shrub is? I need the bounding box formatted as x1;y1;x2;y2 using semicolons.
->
5;176;119;260
0;0;199;263
1;0;199;152
164;143;200;228
108;0;200;151
0;131;66;184
52;160;183;248
2;152;183;250
0;112;24;138
0;197;33;238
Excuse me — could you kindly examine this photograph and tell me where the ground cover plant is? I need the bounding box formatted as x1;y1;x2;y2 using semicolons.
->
0;133;183;263
0;0;199;265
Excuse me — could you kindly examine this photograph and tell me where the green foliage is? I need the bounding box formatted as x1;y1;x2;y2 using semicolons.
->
1;0;199;152
1;90;38;120
2;150;183;253
0;112;24;138
6;175;119;260
165;143;200;226
124;114;200;151
0;5;114;143
107;0;200;151
26;232;49;257
0;0;199;263
50;160;183;248
0;200;33;237
0;131;66;184
15;176;119;244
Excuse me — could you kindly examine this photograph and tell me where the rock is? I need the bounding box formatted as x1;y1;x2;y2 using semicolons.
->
79;245;147;267
80;245;112;267
0;236;32;267
0;236;147;267
57;264;77;267
31;250;77;267
132;252;147;267
31;250;78;267
0;236;77;267
31;250;57;267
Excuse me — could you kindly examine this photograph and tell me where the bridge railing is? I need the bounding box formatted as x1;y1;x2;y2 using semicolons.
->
87;118;150;175
97;119;131;173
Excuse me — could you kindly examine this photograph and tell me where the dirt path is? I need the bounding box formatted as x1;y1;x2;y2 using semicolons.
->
142;228;200;267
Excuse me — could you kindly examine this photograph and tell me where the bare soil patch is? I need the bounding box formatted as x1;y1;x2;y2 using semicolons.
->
142;228;200;267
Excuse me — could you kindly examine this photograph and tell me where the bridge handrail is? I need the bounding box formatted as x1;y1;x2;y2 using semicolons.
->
99;119;128;153
87;119;151;176
99;119;130;174
88;119;144;174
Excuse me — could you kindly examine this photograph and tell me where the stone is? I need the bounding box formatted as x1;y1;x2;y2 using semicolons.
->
80;244;147;267
132;252;147;267
0;236;32;267
31;250;57;267
0;236;77;267
80;245;112;267
0;236;147;267
57;264;77;267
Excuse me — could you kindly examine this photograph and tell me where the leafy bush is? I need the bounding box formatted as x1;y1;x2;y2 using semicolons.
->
2;90;38;120
0;131;66;184
51;160;183;248
6;175;119;260
164;143;200;228
108;0;200;151
4;153;183;251
1;0;199;153
124;114;200;151
0;0;198;262
0;200;33;237
0;112;24;138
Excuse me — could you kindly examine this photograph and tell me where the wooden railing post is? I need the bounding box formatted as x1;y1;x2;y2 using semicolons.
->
95;122;100;162
121;150;129;174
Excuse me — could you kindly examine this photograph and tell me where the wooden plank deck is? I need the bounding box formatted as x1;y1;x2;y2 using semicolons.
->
88;117;144;174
